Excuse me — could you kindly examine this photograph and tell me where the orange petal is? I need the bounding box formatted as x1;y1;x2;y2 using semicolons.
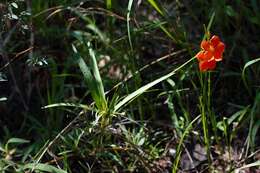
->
207;59;217;70
199;61;208;72
201;40;210;50
195;51;205;61
214;42;225;61
203;51;213;60
196;51;213;61
199;60;216;71
210;35;220;47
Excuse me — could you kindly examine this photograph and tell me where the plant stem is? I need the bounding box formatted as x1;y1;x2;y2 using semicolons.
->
200;95;211;163
207;72;218;144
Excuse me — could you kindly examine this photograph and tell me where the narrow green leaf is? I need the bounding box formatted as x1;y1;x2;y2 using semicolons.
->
242;57;260;76
86;24;109;44
0;72;7;81
23;163;67;173
167;94;180;132
114;57;195;111
72;43;107;111
106;0;112;9
203;12;215;40
0;97;7;102
87;42;107;111
11;2;18;8
242;57;260;90
72;45;100;109
6;138;30;150
147;0;164;16
250;120;260;149
225;5;237;17
159;25;177;43
227;106;250;125
42;102;90;110
235;161;260;172
127;0;134;50
7;138;30;145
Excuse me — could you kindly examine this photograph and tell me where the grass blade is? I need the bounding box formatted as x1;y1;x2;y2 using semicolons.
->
72;45;100;109
147;0;164;16
106;0;112;9
5;138;30;151
42;102;90;110
0;97;7;102
114;57;195;111
87;42;107;111
235;161;260;172
127;0;134;50
23;163;67;173
242;57;260;91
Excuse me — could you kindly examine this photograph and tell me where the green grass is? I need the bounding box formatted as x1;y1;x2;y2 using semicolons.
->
0;0;259;172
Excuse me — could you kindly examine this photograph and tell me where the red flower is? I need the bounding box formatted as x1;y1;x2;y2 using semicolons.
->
195;35;225;71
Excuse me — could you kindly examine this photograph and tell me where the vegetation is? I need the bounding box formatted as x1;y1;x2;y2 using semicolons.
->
0;0;259;172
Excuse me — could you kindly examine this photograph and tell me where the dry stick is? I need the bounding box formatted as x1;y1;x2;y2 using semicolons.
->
183;143;196;170
41;6;127;23
239;138;248;161
238;149;260;166
35;111;85;164
0;47;33;71
33;5;63;18
45;154;73;164
105;49;186;95
85;7;126;21
46;150;62;169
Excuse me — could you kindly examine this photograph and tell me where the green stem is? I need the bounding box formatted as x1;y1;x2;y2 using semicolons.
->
199;73;211;164
207;72;219;144
200;95;211;163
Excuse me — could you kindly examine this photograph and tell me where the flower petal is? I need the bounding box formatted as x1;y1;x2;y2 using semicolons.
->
203;51;213;60
207;59;217;70
210;35;220;47
199;59;216;71
196;50;213;61
214;42;225;61
201;40;210;50
195;51;205;61
199;61;208;72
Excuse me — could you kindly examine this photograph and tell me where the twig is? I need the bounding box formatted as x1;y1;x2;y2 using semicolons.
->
105;49;186;95
34;111;85;164
0;47;33;71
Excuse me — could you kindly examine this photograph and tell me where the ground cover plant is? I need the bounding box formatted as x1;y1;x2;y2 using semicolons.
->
0;0;259;172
